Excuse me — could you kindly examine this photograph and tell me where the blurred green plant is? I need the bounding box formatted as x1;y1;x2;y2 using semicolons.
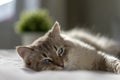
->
15;9;53;33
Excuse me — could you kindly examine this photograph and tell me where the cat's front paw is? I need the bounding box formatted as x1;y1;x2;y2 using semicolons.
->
112;60;120;74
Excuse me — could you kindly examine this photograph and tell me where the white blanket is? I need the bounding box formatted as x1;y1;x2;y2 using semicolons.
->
0;50;120;80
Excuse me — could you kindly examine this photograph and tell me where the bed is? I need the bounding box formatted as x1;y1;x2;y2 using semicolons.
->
0;50;120;80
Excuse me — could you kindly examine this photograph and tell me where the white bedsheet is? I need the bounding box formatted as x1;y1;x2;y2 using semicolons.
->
0;50;120;80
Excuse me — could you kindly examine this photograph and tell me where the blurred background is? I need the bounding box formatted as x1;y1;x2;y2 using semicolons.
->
0;0;120;49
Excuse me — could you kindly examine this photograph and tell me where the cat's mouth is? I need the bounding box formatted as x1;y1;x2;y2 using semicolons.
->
51;59;64;69
56;66;64;70
54;62;64;68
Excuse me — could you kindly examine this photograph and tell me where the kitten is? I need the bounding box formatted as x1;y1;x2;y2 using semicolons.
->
16;21;120;73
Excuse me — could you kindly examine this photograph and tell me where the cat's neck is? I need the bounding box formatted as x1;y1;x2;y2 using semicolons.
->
61;34;99;70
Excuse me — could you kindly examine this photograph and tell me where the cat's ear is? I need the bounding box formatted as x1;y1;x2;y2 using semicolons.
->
16;46;32;59
49;21;61;36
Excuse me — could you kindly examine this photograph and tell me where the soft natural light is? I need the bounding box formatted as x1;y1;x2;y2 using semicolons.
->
0;0;13;6
0;0;15;22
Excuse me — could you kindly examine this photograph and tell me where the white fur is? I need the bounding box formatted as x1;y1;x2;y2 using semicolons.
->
61;34;95;50
64;29;116;49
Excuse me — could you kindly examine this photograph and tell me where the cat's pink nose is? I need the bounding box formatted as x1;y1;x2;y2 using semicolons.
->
59;63;64;68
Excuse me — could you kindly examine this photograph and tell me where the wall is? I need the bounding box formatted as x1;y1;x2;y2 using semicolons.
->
0;0;40;49
0;0;24;49
67;0;120;38
42;0;67;29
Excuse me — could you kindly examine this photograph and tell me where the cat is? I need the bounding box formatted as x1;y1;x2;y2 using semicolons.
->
16;21;120;73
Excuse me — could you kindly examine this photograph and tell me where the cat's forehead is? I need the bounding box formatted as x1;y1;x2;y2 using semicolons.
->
33;34;64;51
31;41;56;56
39;36;62;47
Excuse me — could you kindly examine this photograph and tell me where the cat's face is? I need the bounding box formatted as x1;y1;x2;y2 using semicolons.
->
17;22;71;71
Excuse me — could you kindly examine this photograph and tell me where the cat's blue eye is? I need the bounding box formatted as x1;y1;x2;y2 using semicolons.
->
43;59;51;64
58;48;63;56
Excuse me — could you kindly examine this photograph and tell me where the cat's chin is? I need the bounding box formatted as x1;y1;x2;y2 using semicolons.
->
37;67;64;71
51;66;64;71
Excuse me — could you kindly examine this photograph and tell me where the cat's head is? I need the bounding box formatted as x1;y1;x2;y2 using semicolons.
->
16;21;71;71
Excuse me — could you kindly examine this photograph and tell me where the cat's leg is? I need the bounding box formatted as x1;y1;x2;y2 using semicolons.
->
67;29;120;57
94;51;120;73
79;35;120;57
65;29;109;52
105;56;120;73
